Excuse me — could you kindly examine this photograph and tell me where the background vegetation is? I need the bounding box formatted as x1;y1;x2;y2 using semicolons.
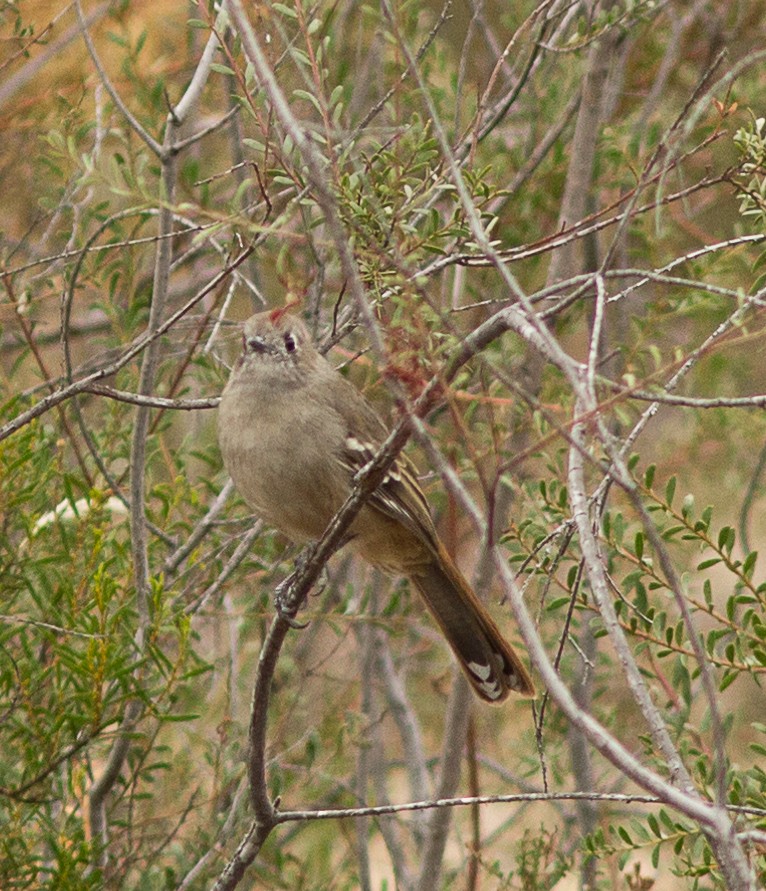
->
1;0;766;888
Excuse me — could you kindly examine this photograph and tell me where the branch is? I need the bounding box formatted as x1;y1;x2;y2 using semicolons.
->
270;791;766;824
73;0;162;155
84;386;219;411
0;243;254;444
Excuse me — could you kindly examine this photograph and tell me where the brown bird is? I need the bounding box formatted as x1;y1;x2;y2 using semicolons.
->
218;309;534;703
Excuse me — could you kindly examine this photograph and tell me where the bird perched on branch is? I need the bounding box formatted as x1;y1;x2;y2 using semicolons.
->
218;309;534;703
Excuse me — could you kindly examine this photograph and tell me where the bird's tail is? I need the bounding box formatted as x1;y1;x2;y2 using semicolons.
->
410;545;534;704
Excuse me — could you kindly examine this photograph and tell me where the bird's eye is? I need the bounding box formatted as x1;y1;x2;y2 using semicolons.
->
283;331;297;353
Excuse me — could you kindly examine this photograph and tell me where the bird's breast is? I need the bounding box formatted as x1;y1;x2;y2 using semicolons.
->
218;376;349;542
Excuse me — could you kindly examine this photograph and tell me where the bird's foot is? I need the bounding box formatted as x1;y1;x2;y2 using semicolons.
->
274;545;318;627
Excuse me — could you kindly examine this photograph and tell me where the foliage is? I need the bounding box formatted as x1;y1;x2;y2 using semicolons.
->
1;1;766;889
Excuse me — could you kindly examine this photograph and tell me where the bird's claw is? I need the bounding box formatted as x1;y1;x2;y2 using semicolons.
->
282;610;310;630
274;546;318;628
274;575;308;627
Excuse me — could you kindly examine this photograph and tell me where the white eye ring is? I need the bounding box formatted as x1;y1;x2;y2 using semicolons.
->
283;332;297;353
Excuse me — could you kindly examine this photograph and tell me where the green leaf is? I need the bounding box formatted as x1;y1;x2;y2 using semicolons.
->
659;809;674;831
751;248;766;273
718;526;735;553
665;476;676;506
293;89;323;115
697;557;722;570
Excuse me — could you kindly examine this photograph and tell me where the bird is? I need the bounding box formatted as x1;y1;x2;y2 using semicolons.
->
217;308;534;703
